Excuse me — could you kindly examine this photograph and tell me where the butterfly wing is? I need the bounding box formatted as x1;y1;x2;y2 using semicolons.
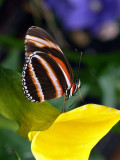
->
22;51;69;102
25;26;74;85
22;26;74;102
25;26;62;56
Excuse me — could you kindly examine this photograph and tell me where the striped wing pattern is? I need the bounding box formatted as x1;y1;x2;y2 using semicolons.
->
22;26;73;102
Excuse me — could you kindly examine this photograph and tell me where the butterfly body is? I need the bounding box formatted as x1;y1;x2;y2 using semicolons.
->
22;26;81;103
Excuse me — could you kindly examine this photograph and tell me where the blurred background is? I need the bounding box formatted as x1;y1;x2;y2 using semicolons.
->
0;0;120;159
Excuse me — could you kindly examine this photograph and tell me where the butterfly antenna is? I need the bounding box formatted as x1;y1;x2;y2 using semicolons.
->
65;97;69;101
78;88;86;104
62;94;66;112
75;48;78;79
68;88;86;109
78;52;82;76
68;97;80;108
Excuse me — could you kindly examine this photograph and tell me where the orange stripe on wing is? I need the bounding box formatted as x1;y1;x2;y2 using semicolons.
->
29;71;34;77
26;35;62;52
37;58;63;98
28;64;43;101
48;54;71;84
26;52;33;56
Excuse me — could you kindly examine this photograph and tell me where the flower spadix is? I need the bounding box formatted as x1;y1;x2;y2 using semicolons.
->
29;104;120;160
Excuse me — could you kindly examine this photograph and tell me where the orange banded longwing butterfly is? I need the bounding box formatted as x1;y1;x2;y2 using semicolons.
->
22;26;81;102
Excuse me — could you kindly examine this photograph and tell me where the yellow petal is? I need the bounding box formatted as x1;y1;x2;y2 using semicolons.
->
29;104;120;160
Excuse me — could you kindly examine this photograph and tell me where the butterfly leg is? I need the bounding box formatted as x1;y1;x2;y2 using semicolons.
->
68;89;86;109
78;89;86;104
62;94;66;112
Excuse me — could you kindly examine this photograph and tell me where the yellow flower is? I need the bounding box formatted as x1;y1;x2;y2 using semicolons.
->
29;104;120;160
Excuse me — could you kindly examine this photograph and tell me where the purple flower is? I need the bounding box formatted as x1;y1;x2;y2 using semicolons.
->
45;0;120;35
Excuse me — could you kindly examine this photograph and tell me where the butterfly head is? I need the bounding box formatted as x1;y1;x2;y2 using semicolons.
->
66;79;81;98
72;79;81;95
76;79;81;88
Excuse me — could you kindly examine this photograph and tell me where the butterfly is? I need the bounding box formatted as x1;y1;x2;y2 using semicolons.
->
22;26;81;103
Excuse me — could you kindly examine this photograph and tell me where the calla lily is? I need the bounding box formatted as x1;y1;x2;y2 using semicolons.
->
28;104;120;160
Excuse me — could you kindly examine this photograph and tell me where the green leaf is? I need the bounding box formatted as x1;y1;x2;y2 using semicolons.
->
89;151;105;160
0;66;61;138
112;123;120;134
0;114;18;131
0;34;24;49
48;84;90;111
14;151;21;160
98;65;120;107
0;128;34;160
2;48;21;71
